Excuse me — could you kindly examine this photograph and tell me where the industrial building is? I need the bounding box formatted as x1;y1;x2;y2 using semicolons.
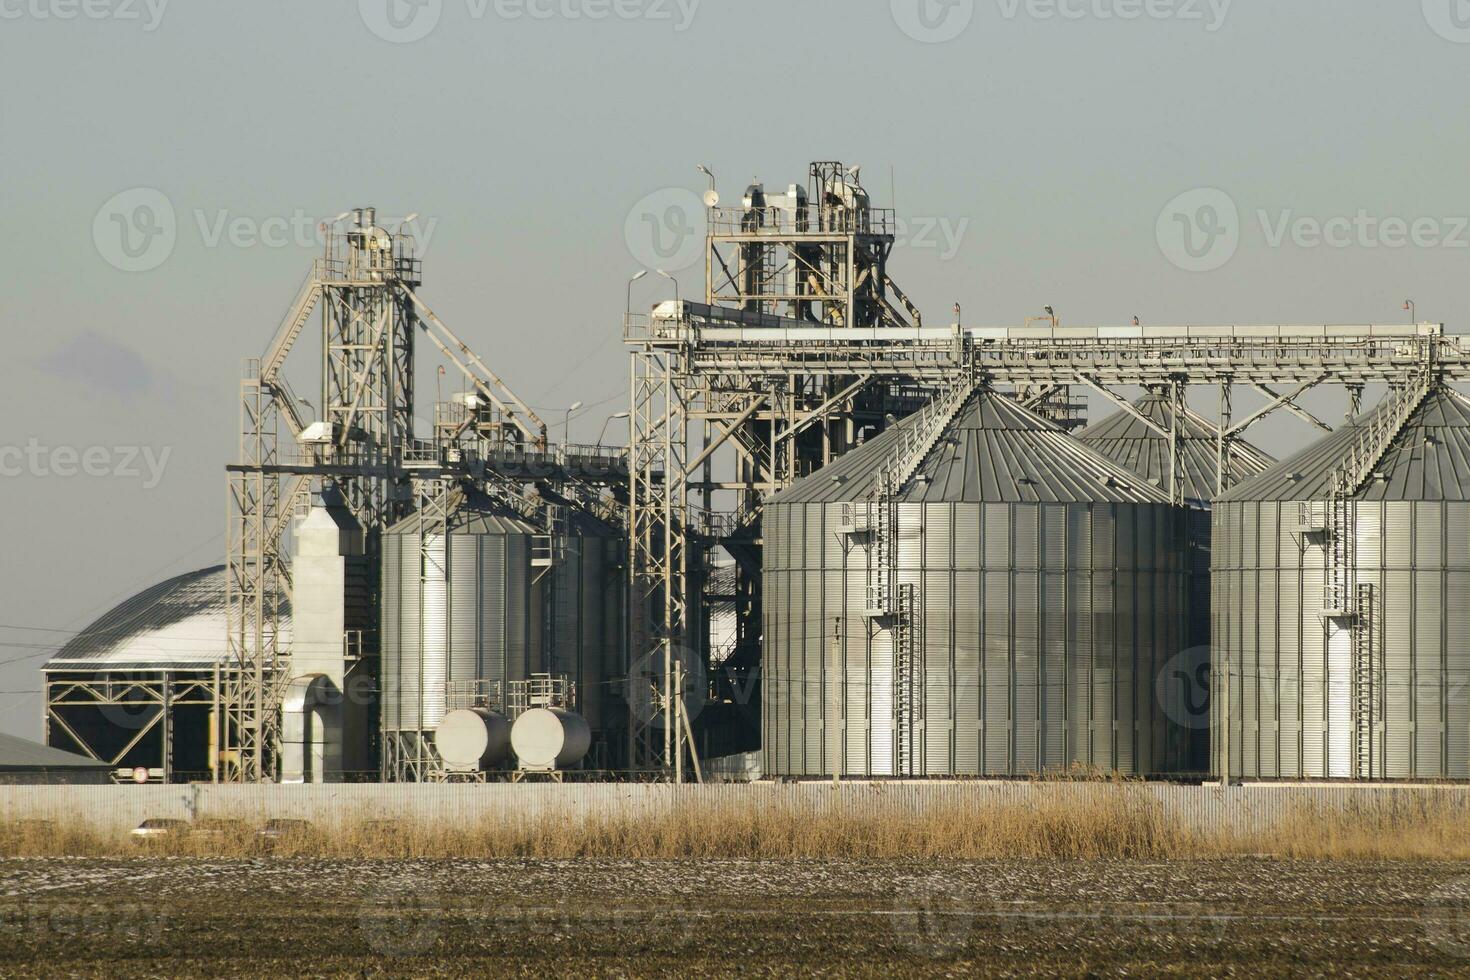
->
41;164;1470;784
44;565;272;782
0;733;112;785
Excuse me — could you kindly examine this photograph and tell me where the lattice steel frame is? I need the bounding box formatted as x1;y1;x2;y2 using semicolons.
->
625;165;1470;779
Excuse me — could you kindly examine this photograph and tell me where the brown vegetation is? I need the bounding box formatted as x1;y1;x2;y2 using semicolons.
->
5;788;1470;861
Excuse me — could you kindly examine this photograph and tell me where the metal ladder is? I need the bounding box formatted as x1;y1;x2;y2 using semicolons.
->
893;583;917;777
536;504;569;677
1323;489;1355;618
1352;583;1379;779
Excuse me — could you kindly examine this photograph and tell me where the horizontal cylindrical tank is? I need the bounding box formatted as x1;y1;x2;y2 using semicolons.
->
1213;385;1470;780
433;708;510;771
763;388;1192;778
511;708;591;770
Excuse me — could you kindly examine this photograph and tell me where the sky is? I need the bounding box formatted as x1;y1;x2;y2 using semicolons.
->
2;1;1469;738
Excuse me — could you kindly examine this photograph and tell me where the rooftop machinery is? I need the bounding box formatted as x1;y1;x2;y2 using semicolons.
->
625;160;1470;779
223;208;627;783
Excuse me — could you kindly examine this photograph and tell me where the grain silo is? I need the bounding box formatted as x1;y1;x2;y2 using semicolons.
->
379;486;623;778
1212;382;1470;780
380;488;537;777
1078;390;1274;771
763;387;1192;778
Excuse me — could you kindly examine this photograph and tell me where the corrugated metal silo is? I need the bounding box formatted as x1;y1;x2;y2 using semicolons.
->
380;488;536;741
1078;391;1274;771
544;504;624;745
763;388;1192;778
1213;384;1470;780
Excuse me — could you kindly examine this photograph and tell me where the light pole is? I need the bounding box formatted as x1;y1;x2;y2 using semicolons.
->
563;401;583;447
655;268;680;306
696;164;715;195
626;269;648;315
597;411;630;446
1404;299;1416;324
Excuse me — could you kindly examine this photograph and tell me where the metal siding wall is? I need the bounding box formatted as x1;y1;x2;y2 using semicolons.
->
17;783;1470;836
954;568;981;772
983;566;1011;773
763;497;1187;778
380;535;403;731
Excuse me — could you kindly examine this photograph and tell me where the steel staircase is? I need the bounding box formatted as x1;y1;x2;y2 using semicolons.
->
1312;353;1433;778
853;380;975;776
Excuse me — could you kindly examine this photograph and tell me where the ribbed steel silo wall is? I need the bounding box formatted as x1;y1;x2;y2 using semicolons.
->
763;500;1190;777
548;530;620;739
1213;500;1470;780
1183;507;1213;773
380;523;532;740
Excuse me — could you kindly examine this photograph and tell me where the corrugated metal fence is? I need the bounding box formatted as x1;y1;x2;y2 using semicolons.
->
4;782;1470;835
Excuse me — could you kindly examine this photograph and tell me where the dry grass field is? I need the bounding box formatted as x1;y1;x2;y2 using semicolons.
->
4;793;1470;975
6;788;1470;861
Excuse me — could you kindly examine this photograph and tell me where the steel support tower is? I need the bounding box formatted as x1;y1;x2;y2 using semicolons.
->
222;208;562;783
625;160;1470;779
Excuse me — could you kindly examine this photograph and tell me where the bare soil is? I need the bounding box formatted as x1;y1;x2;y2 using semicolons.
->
3;857;1470;976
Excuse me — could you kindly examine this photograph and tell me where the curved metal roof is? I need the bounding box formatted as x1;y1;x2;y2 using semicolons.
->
1077;391;1275;504
773;388;1171;505
385;487;539;537
45;566;286;670
1219;384;1470;502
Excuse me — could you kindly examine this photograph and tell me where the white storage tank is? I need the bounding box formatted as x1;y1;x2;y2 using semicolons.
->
433;708;511;772
511;708;591;771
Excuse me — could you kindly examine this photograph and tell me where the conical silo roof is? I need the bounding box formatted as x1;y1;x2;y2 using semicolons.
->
1077;390;1274;504
772;387;1171;505
384;486;538;536
1218;384;1470;503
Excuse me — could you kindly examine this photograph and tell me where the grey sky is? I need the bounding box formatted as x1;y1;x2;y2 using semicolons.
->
3;1;1468;736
